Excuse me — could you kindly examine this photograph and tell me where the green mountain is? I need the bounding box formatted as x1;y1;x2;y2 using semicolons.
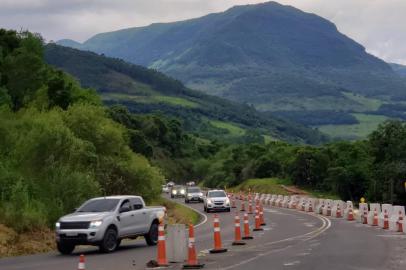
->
45;44;326;144
57;1;406;140
58;2;406;104
390;63;406;78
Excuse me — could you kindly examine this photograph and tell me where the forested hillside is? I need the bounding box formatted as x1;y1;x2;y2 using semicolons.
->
1;28;405;240
0;30;164;231
200;121;406;206
44;44;327;145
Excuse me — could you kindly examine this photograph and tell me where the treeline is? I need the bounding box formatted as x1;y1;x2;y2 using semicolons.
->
200;120;406;205
272;110;359;126
0;30;164;231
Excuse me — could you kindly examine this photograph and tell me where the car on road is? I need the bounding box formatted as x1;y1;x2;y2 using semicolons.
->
170;185;186;198
55;195;165;254
185;186;204;203
203;190;231;212
162;184;170;193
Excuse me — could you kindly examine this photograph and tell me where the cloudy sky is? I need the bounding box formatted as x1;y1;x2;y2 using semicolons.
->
1;0;406;64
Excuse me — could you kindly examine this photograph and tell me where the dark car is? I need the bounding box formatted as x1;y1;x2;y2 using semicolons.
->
170;185;186;198
185;187;204;203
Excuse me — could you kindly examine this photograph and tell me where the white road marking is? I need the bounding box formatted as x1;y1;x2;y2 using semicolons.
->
283;260;301;266
221;209;332;270
176;199;208;228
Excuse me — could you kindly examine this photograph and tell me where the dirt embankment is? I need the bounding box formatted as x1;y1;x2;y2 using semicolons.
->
0;224;55;258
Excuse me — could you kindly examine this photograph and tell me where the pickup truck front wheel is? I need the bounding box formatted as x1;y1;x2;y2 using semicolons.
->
57;242;75;255
99;228;118;253
145;222;158;246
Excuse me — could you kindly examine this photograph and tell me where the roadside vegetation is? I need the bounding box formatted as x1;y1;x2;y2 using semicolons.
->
1;29;406;257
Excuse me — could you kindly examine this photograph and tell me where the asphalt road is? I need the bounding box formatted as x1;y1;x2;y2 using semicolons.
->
0;195;405;270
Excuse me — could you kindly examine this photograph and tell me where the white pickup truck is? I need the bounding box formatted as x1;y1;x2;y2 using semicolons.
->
55;195;165;254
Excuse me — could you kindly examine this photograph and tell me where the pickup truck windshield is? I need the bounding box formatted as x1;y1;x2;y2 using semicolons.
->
77;199;120;212
187;188;201;193
208;191;226;198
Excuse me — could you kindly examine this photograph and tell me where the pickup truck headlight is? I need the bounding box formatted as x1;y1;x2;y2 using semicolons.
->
180;189;185;194
89;220;103;228
55;222;60;229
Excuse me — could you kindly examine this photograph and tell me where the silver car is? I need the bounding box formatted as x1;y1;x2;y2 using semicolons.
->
185;187;204;203
203;190;231;212
55;195;165;254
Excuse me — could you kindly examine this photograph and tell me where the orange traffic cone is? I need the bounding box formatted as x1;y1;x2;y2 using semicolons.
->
372;208;378;226
240;200;246;212
259;204;266;226
183;224;204;269
383;210;389;230
78;254;85;270
347;207;354;221
232;213;246;246
363;208;368;224
156;221;169;266
242;213;253;240
336;205;342;218
248;201;253;214
397;211;403;233
253;208;263;231
209;214;227;253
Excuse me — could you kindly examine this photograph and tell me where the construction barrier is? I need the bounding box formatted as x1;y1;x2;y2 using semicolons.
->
367;203;381;225
378;204;393;228
270;195;278;206
389;206;405;232
332;200;345;218
316;199;325;214
344;201;354;220
358;203;368;223
305;198;317;212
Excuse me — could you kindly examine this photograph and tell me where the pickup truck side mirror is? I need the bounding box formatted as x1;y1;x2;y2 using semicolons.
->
119;205;131;213
133;204;143;210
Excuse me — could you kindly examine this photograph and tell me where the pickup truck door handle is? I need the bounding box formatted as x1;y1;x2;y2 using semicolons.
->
142;212;146;214
131;214;134;217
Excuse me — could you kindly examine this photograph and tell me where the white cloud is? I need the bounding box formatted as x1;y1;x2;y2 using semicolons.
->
0;0;405;64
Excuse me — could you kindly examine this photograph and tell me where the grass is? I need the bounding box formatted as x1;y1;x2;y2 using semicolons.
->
0;224;55;258
151;96;199;108
229;178;341;200
102;92;199;108
342;92;384;111
302;188;340;200
230;178;292;195
263;135;277;143
317;113;389;140
255;95;367;112
152;198;200;225
209;120;246;136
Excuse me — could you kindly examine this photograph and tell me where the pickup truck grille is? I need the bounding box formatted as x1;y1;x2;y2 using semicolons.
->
60;221;90;230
